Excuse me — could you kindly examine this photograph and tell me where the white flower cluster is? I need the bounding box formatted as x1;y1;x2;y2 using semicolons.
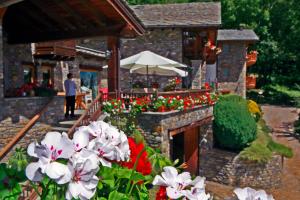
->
25;121;130;200
153;166;211;200
153;167;275;200
234;187;274;200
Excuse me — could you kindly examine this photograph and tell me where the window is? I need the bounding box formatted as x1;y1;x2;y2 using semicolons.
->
23;65;35;83
222;44;229;53
41;66;53;87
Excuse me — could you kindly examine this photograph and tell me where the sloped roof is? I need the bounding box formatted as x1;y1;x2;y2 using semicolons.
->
217;29;259;42
130;2;221;28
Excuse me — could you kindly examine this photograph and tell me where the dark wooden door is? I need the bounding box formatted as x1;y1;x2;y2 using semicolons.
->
184;127;199;175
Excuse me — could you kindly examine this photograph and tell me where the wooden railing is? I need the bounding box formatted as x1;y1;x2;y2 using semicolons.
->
0;99;54;161
33;40;76;59
68;93;103;137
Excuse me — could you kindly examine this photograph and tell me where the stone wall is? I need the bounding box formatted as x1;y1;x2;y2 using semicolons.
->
121;29;183;62
136;106;213;156
200;148;282;189
0;96;64;124
0;117;52;162
217;41;247;97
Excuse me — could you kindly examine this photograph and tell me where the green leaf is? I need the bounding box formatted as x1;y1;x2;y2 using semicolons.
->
131;172;145;182
102;179;115;189
97;181;103;190
116;168;132;179
108;191;129;200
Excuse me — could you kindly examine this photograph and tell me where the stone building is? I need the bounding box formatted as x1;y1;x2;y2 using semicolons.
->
217;29;259;97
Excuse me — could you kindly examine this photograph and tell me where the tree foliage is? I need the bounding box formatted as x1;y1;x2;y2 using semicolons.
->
127;0;300;87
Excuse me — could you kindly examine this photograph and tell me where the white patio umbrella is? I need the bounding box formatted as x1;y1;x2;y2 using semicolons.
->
103;50;188;87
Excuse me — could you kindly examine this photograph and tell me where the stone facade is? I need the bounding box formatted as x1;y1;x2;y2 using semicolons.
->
136;106;213;156
200;148;283;189
0;117;52;162
0;96;64;124
121;29;182;62
217;41;247;97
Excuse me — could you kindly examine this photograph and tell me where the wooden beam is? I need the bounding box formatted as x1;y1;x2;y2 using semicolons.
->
77;0;108;27
52;0;93;29
107;36;120;92
0;0;23;8
29;0;76;31
169;116;213;136
14;5;55;31
7;24;125;44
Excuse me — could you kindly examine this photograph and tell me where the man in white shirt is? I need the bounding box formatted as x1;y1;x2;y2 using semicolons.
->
64;73;77;118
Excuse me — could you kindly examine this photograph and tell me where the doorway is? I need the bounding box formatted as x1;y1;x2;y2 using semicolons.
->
170;126;199;175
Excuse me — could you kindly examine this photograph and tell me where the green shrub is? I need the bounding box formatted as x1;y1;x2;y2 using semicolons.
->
213;95;257;151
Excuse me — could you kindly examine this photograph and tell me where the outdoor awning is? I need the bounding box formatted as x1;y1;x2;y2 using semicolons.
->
2;0;145;44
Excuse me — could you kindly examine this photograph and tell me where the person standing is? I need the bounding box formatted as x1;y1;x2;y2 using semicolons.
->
64;73;77;118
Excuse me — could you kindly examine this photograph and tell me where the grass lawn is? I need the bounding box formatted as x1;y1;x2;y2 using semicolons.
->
239;119;293;163
247;84;300;108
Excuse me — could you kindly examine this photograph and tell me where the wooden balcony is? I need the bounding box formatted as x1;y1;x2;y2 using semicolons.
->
33;40;76;60
246;51;258;67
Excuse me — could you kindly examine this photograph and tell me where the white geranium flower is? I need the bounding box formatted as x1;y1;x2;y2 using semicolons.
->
66;149;99;200
183;176;211;200
153;166;192;199
87;126;130;166
88;121;110;137
26;132;74;183
73;127;91;151
234;187;275;200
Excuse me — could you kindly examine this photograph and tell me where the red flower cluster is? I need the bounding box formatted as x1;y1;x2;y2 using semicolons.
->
16;82;38;96
120;137;152;176
156;186;167;200
175;77;181;85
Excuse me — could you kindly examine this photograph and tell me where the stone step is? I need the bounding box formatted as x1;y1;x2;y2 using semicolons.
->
51;126;70;132
58;120;77;128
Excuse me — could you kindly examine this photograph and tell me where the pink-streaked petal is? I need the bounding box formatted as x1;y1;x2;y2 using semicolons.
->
59;132;75;159
191;176;206;189
41;132;61;147
166;187;185;199
99;158;112;168
73;130;90;151
177;171;192;186
25;162;43;182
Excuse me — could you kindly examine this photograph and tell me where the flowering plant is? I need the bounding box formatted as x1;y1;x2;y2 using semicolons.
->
24;121;154;199
163;77;181;91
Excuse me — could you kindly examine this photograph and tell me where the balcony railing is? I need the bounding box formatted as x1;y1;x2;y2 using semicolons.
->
104;89;211;101
33;40;76;60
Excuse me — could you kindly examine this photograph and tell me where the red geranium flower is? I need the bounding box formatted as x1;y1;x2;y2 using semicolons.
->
120;137;152;176
156;186;167;200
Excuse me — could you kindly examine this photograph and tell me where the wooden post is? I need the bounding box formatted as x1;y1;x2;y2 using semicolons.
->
107;36;120;93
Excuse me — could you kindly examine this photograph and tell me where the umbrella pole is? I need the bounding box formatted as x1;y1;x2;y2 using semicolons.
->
147;65;149;88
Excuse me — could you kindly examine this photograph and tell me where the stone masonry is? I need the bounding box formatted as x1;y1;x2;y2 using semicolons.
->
200;148;282;189
0;96;64;124
217;41;247;97
0;117;52;162
136;106;213;156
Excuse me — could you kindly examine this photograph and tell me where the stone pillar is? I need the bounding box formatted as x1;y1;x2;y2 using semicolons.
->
0;8;6;99
68;59;81;91
53;61;64;92
191;60;202;89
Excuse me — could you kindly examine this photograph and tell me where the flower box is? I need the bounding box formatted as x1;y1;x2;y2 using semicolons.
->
246;51;258;67
246;75;256;89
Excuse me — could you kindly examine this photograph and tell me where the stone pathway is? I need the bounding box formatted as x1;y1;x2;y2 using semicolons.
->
262;105;300;200
206;105;300;200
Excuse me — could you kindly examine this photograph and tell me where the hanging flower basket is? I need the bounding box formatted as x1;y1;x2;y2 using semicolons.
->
246;51;258;67
246;75;257;89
